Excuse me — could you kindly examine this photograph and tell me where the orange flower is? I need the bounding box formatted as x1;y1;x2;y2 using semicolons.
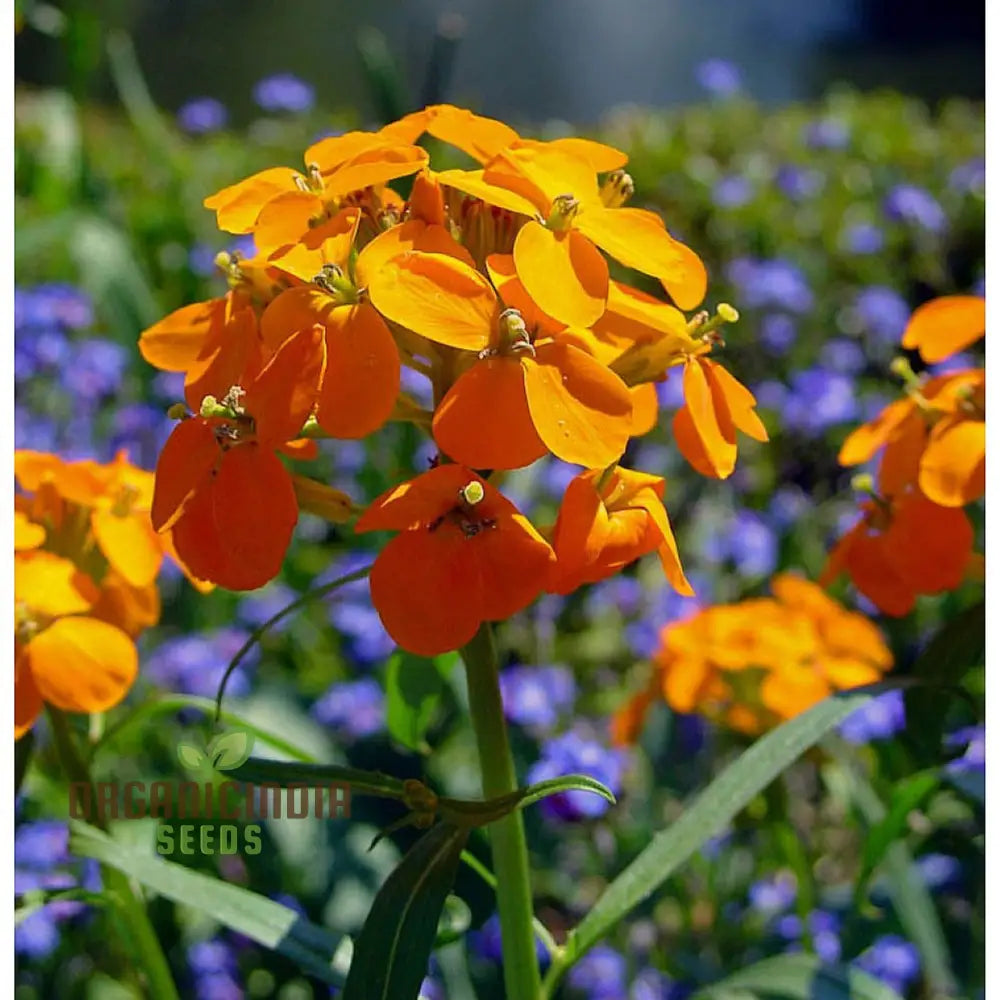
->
15;550;139;738
901;295;985;364
259;208;403;438
355;464;555;655
368;250;633;469
151;326;324;590
821;489;974;616
838;369;985;504
612;574;892;741
549;467;691;596
672;356;768;479
439;145;706;326
204;131;428;245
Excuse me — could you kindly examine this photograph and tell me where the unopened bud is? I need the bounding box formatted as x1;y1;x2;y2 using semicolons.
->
850;473;876;495
718;303;739;323
167;402;189;420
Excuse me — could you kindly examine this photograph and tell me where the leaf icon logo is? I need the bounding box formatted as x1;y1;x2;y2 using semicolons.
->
177;743;207;770
207;730;255;771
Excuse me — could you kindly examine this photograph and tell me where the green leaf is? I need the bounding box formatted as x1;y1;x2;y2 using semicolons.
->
176;743;206;770
693;953;904;1000
229;757;408;800
342;822;470;1000
552;688;881;981
855;769;940;901
385;651;455;752
826;745;956;996
69;822;346;985
517;774;616;811
905;601;984;753
434;894;472;947
209;730;255;771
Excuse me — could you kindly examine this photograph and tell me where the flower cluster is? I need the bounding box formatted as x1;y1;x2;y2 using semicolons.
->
140;103;767;655
823;295;984;614
612;574;893;740
13;450;193;737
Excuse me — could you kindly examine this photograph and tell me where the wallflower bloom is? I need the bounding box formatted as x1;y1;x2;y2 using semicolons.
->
901;295;984;364
549;467;691;596
821;489;973;616
151;326;324;590
440;145;706;326
614;574;892;740
355;465;555;655
368;251;633;469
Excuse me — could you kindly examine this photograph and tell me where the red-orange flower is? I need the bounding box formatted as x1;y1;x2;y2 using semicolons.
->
355;465;555;655
368;251;633;469
821;489;974;616
549;467;691;596
151;326;323;590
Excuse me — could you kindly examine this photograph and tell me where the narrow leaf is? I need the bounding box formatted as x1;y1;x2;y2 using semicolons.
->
694;953;904;1000
558;688;880;975
229;757;408;800
343;822;470;1000
69;822;345;985
855;770;940;900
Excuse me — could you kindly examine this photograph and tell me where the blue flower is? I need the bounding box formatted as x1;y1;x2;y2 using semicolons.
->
819;338;866;375
61;339;129;401
767;485;811;530
930;351;978;376
808;910;842;963
884;185;946;234
655;375;686;409
144;630;258;698
727;509;778;578
14;910;61;958
783;368;859;433
694;58;742;98
567;943;627;998
727;258;813;313
15;821;72;869
774;165;823;201
585;575;645;618
312;677;385;739
854;935;921;994
853;285;911;348
469;913;550;967
748;872;797;914
527;728;627;821
177;97;228;134
759;314;797;355
915;852;962;891
839;690;906;743
237;582;297;631
16;283;93;331
945;725;984;774
804;118;849;150
253;73;315;114
713;175;753;209
949;157;985;195
630;967;682;1000
187;939;243;1000
152;371;186;403
840;221;885;255
499;664;576;730
400;364;434;407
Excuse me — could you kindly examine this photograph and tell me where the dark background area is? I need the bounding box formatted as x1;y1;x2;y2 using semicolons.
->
15;0;985;127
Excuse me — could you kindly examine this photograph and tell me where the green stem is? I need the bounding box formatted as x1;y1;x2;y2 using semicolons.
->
47;707;181;1000
460;624;542;1000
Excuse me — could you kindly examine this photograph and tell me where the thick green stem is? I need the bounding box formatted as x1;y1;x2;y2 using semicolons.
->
460;624;542;1000
47;707;181;1000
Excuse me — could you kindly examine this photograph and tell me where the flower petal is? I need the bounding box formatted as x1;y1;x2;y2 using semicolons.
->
367;251;495;351
315;303;400;438
369;527;483;656
513;222;608;329
244;325;325;444
15;648;42;739
577;207;707;309
15;551;97;616
838;398;916;466
355;219;475;284
523;341;633;467
918;414;986;507
138;299;223;372
29;617;138;713
433;358;547;470
91;510;163;588
674;359;737;478
704;361;768;442
355;465;485;533
151;418;220;532
204;167;301;233
901;295;985;363
14;511;45;551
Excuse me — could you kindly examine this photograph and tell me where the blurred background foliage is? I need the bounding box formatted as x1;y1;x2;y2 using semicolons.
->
14;3;984;999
